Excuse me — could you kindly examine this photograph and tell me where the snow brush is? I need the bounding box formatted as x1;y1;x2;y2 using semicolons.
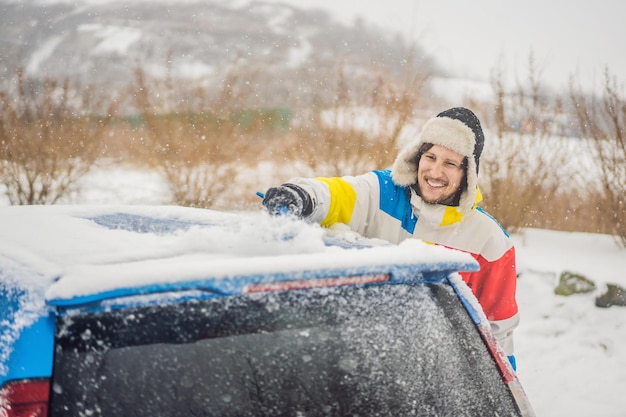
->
256;192;290;215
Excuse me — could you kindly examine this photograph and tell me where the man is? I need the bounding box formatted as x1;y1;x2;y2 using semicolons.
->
262;107;519;369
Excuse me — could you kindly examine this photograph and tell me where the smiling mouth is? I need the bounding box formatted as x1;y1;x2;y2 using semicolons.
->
426;178;447;188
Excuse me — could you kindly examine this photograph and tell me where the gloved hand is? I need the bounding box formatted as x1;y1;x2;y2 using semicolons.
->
262;184;313;218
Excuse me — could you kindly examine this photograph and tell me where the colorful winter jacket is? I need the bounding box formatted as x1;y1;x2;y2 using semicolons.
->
290;169;519;358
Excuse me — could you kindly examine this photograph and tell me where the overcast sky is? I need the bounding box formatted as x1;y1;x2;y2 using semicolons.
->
290;0;625;93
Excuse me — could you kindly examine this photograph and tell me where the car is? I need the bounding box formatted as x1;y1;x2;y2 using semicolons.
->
0;205;535;416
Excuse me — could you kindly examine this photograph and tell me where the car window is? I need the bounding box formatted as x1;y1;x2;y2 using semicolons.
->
51;283;520;416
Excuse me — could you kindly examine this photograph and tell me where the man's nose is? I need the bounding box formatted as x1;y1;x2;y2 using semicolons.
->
429;161;446;177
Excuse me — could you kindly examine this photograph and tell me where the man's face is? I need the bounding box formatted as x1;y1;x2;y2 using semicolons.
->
417;145;466;205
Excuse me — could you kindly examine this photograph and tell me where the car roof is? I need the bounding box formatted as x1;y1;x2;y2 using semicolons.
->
0;205;478;309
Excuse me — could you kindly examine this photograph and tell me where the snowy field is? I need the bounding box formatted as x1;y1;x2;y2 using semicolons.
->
513;229;626;417
3;165;626;417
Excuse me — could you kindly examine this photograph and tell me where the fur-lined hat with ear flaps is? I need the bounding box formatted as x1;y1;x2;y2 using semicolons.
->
391;107;485;212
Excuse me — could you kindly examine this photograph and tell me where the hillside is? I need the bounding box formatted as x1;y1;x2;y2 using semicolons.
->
0;0;433;107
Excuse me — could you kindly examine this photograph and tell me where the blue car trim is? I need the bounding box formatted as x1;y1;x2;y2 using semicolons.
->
48;262;478;311
449;278;519;372
448;277;483;325
1;313;55;387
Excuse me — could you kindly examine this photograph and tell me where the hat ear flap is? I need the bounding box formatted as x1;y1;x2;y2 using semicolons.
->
391;141;422;186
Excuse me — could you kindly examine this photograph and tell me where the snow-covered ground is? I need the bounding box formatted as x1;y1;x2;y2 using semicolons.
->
512;229;626;417
2;165;625;417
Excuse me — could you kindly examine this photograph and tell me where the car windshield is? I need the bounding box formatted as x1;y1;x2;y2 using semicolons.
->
51;283;520;416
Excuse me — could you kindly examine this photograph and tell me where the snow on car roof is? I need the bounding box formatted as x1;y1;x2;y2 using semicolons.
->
0;205;477;305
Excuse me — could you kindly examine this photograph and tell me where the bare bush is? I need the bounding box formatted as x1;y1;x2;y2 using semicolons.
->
0;70;114;205
130;65;271;208
480;56;575;232
569;69;626;246
282;56;429;177
124;52;428;209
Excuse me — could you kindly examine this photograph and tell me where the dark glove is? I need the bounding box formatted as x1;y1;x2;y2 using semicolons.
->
262;184;313;218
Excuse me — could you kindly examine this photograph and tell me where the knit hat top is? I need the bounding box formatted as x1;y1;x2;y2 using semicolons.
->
435;107;484;173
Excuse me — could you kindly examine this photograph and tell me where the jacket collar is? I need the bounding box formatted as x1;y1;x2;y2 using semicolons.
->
410;186;483;227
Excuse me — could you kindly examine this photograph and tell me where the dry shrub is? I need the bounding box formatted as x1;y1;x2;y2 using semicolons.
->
279;61;428;178
477;59;624;243
0;70;115;204
480;57;575;233
130;66;277;208
542;187;618;234
121;55;430;209
570;69;626;246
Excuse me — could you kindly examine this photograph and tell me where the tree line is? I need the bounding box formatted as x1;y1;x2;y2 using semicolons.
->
1;59;624;246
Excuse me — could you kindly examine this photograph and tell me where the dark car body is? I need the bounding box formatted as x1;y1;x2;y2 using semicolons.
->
0;205;535;416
